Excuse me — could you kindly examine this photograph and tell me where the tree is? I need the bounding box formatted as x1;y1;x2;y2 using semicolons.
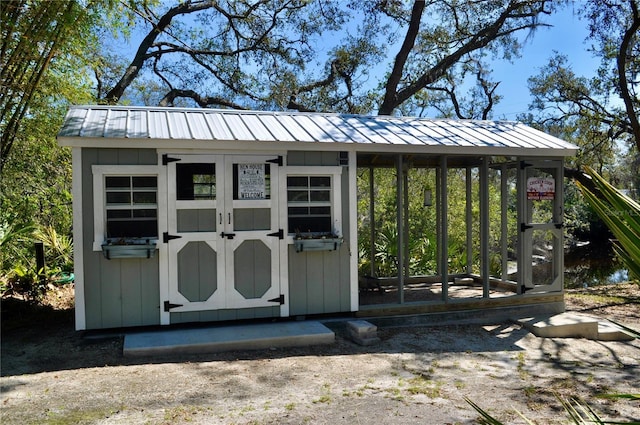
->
0;0;135;292
99;0;560;118
525;0;640;167
1;0;83;174
522;0;640;251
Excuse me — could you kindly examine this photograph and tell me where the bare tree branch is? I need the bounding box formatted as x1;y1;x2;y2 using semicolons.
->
286;59;342;112
159;89;247;109
616;0;640;150
379;0;551;115
104;0;214;104
379;0;425;116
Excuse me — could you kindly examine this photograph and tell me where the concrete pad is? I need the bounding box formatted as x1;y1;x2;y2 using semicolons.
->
518;313;599;339
517;313;636;341
123;321;335;357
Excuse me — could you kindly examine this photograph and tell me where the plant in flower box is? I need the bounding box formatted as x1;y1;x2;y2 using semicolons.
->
293;229;343;252
101;238;157;259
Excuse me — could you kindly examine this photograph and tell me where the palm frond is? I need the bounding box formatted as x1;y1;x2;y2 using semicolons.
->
576;166;640;280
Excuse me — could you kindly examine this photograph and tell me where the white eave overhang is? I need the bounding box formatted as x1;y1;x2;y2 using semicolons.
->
57;105;579;157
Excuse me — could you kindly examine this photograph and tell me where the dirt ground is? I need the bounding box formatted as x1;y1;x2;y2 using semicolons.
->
1;283;639;425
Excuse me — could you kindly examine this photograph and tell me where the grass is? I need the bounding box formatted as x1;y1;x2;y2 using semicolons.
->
406;375;443;398
312;383;332;404
466;393;640;425
162;405;207;423
513;352;528;380
385;387;405;401
565;292;629;305
523;385;537;398
43;407;124;425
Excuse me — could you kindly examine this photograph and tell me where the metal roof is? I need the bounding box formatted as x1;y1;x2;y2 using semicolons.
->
57;105;578;156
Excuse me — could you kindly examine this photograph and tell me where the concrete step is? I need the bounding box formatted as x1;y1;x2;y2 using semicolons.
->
597;320;637;341
123;321;335;357
516;313;635;341
347;320;381;346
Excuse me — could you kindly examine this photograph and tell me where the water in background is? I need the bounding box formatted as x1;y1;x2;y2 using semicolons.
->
564;241;629;288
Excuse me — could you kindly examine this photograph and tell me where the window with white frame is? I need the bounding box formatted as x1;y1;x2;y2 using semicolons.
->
286;167;342;236
105;176;158;238
93;165;160;249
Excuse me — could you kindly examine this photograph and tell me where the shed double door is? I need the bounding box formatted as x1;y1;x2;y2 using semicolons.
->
164;154;286;313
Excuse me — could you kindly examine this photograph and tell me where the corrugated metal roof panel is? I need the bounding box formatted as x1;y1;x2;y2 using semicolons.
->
257;114;293;141
127;109;148;138
444;121;493;146
308;115;349;143
496;121;553;149
350;116;396;144
386;118;438;145
339;116;382;144
57;106;579;156
240;114;276;141
277;115;311;142
516;123;576;149
204;113;234;140
167;111;190;139
185;112;213;140
147;110;170;139
294;115;333;142
370;118;420;145
463;121;521;148
58;107;87;137
224;113;254;140
407;119;461;146
105;109;128;138
81;108;108;137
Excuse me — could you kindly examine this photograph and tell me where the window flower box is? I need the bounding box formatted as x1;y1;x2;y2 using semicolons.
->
293;234;343;252
101;239;157;260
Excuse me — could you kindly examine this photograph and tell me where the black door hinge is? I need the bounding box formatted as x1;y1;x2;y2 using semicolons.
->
267;229;284;239
164;301;184;312
163;232;182;243
268;294;285;305
520;161;532;169
520;223;534;232
220;232;236;239
162;154;181;165
266;156;283;166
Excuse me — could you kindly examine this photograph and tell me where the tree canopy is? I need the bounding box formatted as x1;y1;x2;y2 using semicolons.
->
100;0;559;118
525;0;639;160
1;0;91;173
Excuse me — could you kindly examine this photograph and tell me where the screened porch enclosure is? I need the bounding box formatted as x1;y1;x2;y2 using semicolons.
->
357;153;564;309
